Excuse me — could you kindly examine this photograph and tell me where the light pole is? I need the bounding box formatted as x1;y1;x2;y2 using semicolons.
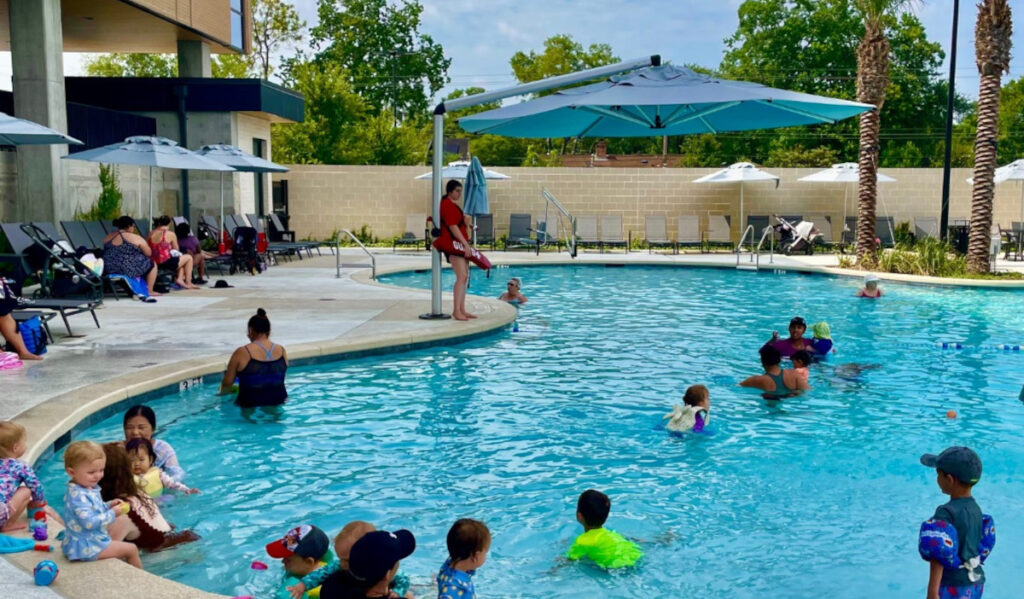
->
939;0;960;242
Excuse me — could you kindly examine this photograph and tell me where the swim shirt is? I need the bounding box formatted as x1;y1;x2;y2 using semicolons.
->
567;528;643;569
933;497;985;587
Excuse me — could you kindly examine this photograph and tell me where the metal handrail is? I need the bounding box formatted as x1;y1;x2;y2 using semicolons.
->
755;225;775;268
336;229;376;279
541;188;577;257
736;224;755;266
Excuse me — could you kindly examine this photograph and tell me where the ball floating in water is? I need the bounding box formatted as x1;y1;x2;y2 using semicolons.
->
946;410;957;419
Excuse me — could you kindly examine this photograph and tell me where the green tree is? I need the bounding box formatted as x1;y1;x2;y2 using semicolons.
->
765;144;840;167
78;164;123;221
84;53;177;77
510;34;618;90
252;0;305;80
310;0;450;119
212;54;255;78
470;135;530;167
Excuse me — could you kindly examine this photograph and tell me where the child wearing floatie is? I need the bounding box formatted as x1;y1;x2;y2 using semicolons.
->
125;437;199;499
267;524;334;599
0;421;63;532
663;385;710;433
918;446;994;599
61;441;141;568
809;321;835;357
286;520;413;599
567;489;642;569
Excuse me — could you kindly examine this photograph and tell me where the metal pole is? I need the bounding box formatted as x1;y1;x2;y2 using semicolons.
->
137;167;142;218
219;171;225;248
939;0;960;242
420;110;448;319
148;166;153;225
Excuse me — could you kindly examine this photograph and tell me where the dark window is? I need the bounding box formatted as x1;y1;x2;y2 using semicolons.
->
230;1;244;49
253;138;266;217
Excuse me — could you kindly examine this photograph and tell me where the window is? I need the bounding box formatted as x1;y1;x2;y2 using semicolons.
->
230;0;244;50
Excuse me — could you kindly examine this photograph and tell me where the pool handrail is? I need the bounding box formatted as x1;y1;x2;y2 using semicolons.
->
736;224;755;266
336;229;376;280
755;223;775;266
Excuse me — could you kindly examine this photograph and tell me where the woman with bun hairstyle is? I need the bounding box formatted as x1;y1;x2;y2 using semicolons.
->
102;216;159;296
218;308;288;416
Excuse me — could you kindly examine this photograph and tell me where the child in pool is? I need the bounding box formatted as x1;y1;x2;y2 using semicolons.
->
125;438;199;498
498;277;528;304
663;385;710;433
810;321;835;356
267;524;333;599
287;521;413;599
438;518;491;599
791;350;812;385
0;421;63;532
567;489;643;569
857;274;883;298
61;441;141;568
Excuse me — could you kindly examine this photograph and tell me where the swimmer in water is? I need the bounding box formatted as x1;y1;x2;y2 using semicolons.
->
664;385;710;433
856;274;882;298
498;277;528;305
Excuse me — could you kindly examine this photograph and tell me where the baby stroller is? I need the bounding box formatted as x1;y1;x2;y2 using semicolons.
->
20;224;105;300
230;226;263;275
772;215;821;255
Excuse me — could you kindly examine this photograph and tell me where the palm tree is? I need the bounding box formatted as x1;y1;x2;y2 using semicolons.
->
967;0;1013;274
853;0;915;263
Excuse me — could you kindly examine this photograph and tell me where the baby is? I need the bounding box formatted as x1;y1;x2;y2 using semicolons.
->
125;437;198;498
438;518;491;599
664;385;710;433
791;350;812;385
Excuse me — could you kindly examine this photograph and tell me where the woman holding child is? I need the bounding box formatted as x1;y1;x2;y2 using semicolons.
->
122;405;186;482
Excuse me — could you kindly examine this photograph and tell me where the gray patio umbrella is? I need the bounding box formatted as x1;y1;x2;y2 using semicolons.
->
462;157;490;245
459;64;873;137
63;136;234;223
196;144;289;239
0;111;82;146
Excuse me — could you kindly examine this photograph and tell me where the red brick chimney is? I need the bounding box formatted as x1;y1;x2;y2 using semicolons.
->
594;140;608;161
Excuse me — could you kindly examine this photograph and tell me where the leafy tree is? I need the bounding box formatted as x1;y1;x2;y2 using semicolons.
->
470;135;531;167
212;54;255;78
310;0;450;119
994;76;1024;162
78;164;123;221
252;0;305;80
765;144;840;167
510;34;618;90
357;111;427;165
84;53;177;77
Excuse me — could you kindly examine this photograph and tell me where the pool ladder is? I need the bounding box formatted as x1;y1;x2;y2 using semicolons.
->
735;225;774;271
335;230;376;279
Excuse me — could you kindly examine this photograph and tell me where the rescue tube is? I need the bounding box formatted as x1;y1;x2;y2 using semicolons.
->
432;238;491;270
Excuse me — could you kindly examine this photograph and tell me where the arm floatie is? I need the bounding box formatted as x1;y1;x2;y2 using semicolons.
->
918;519;961;569
979;514;995;564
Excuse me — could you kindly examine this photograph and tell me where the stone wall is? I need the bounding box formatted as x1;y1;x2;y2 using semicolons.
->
274;165;1022;243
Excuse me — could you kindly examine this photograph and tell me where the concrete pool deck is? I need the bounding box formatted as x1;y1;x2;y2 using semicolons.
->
2;247;1022;598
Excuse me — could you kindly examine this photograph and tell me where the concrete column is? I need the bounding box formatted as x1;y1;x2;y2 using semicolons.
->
177;40;212;78
9;0;69;223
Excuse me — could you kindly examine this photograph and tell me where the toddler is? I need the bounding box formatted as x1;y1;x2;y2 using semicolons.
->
437;518;491;599
0;421;61;533
918;447;994;599
125;437;198;498
62;440;141;568
567;489;642;569
664;385;710;433
289;521;412;599
810;322;834;356
266;524;333;599
791;350;812;385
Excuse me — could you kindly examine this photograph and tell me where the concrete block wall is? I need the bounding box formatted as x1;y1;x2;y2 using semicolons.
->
275;166;1024;243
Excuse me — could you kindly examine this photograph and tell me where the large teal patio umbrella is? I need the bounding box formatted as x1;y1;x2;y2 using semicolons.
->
459;65;873;137
462;157;490;245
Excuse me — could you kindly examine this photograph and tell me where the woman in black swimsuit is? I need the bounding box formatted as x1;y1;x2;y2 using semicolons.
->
218;308;288;417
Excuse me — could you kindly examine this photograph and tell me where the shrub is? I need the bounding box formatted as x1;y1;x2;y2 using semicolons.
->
76;164;122;222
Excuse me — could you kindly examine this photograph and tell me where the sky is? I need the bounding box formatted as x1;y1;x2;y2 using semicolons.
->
0;0;1021;102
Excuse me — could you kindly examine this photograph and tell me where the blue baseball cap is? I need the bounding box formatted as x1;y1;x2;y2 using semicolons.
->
920;446;982;485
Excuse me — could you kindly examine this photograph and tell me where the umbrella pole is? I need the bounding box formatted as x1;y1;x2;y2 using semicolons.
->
1019;182;1023;224
219;172;226;252
148;166;154;226
137;167;142;218
739;183;744;244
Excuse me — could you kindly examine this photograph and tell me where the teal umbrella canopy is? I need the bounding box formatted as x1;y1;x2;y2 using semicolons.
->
462;157;490;217
0;111;82;146
459;64;873;138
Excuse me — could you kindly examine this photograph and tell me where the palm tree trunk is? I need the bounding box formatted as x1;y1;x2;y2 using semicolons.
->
967;73;1002;273
856;109;880;261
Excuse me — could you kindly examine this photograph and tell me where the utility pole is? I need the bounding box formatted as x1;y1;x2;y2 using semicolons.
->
939;0;960;242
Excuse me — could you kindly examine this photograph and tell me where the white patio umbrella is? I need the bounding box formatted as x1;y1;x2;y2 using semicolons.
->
63;136;234;223
196;144;289;240
415;160;511;180
799;162;897;226
693;162;779;235
967;159;1024;224
0;111;82;146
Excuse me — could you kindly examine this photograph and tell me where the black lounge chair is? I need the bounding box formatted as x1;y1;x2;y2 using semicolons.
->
504;213;539;252
473;214;496;251
393;213;429;252
644;215;675;254
61;221;96;252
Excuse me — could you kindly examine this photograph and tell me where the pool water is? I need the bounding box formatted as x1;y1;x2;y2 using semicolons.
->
39;266;1024;598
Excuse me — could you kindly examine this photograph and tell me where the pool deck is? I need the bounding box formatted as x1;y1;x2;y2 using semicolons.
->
2;247;1022;598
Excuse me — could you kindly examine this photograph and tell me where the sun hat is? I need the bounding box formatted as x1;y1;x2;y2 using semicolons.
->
864;273;880;284
348;529;416;584
265;525;330;559
811;322;831;340
920;446;982;485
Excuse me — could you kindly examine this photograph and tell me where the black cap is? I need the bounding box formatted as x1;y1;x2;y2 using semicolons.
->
921;446;982;485
348;530;416;584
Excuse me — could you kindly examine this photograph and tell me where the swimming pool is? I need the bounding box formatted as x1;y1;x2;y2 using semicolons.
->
39;266;1024;598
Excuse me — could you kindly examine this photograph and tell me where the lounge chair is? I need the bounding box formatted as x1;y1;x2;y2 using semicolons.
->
644;215;675;254
135;218;150;238
473;214;496;251
393;213;428;252
268;212;296;243
244;213;296;263
677;215;701;250
61;221;96;252
533;221;564;255
504;213;536;252
100;220;115;235
83;221;108;250
575;215;599;250
31;222;63;243
877;216;895;247
914;217;939;240
599;215;628;253
705;215;732;252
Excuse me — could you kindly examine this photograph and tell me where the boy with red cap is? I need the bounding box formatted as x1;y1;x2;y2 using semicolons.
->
266;525;333;599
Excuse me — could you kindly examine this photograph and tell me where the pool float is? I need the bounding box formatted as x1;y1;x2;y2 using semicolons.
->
0;534;52;553
34;560;58;586
664;405;709;433
432;237;492;271
918;515;995;581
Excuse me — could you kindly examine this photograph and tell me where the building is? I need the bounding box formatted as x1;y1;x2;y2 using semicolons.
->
0;0;303;224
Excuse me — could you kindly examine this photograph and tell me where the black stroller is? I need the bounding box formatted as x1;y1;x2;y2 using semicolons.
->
20;224;105;300
230;226;262;275
772;215;821;255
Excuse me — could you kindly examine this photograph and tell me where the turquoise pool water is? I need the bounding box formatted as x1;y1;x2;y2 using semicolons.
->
39;266;1024;598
